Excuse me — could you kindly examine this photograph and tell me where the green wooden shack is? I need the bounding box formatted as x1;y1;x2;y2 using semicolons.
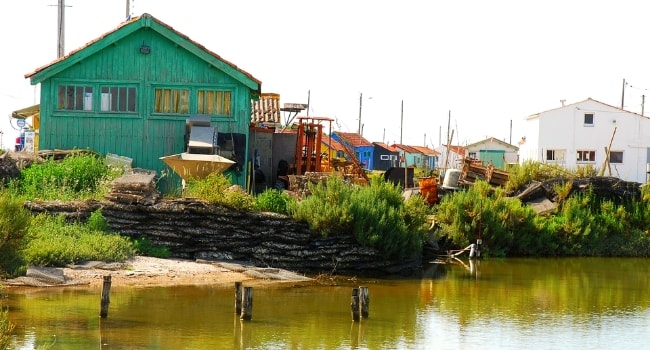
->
24;13;261;192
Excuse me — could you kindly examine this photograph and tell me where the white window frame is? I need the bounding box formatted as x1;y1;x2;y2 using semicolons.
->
609;150;624;164
546;149;566;162
576;150;596;163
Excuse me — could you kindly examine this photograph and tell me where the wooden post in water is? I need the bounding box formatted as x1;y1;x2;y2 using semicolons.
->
100;275;112;318
351;288;360;322
234;282;243;314
359;286;369;318
240;287;253;321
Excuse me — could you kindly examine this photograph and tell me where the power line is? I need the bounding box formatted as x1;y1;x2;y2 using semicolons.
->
626;81;649;91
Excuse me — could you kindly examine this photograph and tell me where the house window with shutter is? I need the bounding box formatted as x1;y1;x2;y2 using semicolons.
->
576;150;596;163
584;113;594;126
57;85;94;111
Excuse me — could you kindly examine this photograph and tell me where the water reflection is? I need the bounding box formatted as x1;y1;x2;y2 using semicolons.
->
4;258;650;349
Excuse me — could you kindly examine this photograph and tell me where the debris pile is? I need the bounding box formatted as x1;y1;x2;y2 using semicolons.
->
460;158;509;187
514;176;642;214
0;152;21;183
104;169;160;205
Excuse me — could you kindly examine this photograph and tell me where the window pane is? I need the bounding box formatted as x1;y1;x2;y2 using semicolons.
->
610;151;623;163
197;90;232;116
57;85;93;111
154;88;189;114
546;150;554;161
100;86;137;112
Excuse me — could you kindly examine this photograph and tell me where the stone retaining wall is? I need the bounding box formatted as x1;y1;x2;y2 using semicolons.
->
25;198;422;277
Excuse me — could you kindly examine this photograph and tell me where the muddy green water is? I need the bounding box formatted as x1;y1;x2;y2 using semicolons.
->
3;258;650;349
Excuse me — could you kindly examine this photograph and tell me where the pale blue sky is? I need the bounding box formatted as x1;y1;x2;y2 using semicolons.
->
2;0;649;150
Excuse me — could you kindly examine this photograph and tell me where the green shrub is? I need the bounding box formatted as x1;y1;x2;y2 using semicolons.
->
435;177;650;257
0;191;32;276
14;153;120;201
184;172;254;210
349;177;430;259
292;176;430;259
0;307;14;350
22;213;134;267
291;175;354;236
434;181;543;257
505;161;573;193
87;209;109;232
253;189;295;215
131;236;170;258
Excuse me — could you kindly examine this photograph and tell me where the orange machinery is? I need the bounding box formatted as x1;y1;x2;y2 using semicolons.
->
292;116;334;175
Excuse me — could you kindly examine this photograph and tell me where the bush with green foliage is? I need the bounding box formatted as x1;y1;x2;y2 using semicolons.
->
253;189;295;215
131;236;170;258
292;176;430;259
184;172;254;210
291;175;354;236
0;307;14;350
349;177;430;259
22;212;135;267
434;181;543;257
12;153;120;201
505;161;573;193
0;192;32;277
435;179;650;257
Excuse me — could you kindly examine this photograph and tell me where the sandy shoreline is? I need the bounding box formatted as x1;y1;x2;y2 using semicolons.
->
3;256;314;289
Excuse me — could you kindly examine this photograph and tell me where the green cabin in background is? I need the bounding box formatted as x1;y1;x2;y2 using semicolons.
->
25;13;261;192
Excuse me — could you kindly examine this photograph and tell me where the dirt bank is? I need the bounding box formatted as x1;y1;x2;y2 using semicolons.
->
3;256;314;289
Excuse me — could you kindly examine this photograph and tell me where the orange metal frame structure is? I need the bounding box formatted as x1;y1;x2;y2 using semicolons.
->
293;116;334;175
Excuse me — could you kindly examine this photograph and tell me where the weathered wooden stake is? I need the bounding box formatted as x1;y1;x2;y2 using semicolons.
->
351;288;360;322
234;282;243;314
359;286;369;318
240;286;253;321
100;275;112;318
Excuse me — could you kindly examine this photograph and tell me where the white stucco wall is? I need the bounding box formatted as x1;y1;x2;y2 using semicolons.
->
520;99;650;183
434;146;464;170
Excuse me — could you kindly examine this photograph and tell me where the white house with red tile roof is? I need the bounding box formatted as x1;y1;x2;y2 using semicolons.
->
519;98;650;183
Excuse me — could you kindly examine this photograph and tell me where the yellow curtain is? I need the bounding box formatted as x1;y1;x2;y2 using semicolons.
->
155;88;188;113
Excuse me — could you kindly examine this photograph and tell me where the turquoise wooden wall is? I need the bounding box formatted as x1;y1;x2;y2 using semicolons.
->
479;149;506;169
37;25;255;192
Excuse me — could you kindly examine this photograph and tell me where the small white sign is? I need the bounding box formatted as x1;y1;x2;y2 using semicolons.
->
16;119;26;128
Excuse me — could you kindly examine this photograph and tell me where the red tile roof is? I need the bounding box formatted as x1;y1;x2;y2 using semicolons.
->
25;13;261;92
391;144;422;154
322;136;346;151
334;132;373;147
410;145;440;155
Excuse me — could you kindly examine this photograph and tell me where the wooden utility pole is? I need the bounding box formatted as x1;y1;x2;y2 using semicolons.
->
126;0;131;19
358;93;363;135
399;100;404;144
446;110;451;150
57;0;65;58
621;78;626;109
